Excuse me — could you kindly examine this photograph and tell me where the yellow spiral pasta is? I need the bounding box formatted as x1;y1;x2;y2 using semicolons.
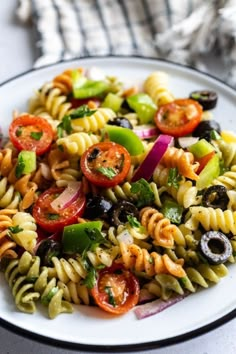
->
36;82;73;121
143;71;174;106
140;207;185;248
212;165;236;189
185;207;236;234
58;280;90;305
10;212;37;252
71;107;116;133
57;132;100;155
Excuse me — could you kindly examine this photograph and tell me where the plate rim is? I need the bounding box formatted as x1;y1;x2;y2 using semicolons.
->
0;55;236;352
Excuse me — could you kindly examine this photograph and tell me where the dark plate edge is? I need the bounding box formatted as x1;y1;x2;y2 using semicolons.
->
0;55;236;352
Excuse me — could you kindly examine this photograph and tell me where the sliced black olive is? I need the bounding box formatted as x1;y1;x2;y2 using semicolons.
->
192;119;221;141
107;117;133;129
110;200;139;227
189;90;218;110
36;239;61;266
202;185;229;210
199;231;232;264
84;195;113;220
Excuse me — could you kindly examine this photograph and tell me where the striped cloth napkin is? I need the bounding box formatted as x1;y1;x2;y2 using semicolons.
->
17;0;236;88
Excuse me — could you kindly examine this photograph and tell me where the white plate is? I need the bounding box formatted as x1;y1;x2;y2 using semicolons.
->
0;57;236;351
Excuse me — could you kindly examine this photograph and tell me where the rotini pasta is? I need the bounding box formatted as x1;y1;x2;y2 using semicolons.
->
0;65;235;323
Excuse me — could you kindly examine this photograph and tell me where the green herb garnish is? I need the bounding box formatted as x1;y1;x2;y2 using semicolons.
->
57;115;72;138
130;178;154;207
30;131;43;140
16;127;22;137
167;168;182;189
104;286;116;307
8;225;24;234
127;215;141;228
15;154;25;178
47;213;60;220
83;267;97;289
69;105;97;119
96;167;117;179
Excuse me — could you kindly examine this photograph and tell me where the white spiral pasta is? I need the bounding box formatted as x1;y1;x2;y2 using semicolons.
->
0;177;21;209
144;71;174;106
185;207;236;235
10;212;37;252
71;108;116;132
57;132;100;155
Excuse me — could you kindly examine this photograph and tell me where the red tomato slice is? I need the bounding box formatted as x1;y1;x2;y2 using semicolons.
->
154;99;202;138
80;142;131;188
9;115;54;155
91;263;140;315
196;151;215;174
33;187;86;233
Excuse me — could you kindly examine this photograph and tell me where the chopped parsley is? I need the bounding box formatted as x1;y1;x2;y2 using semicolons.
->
127;215;141;228
57;115;72;138
69;105;97;119
96;166;117;179
16;127;22;137
47;213;60;220
130;178;154;207
30;131;43;140
104;286;116;307
83;266;97;289
167;168;182;189
8;225;23;234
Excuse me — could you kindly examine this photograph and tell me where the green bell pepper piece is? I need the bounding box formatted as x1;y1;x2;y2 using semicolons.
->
188;139;214;158
105;124;144;156
127;93;157;124
196;154;220;189
101;93;123;113
62;221;103;254
15;151;36;178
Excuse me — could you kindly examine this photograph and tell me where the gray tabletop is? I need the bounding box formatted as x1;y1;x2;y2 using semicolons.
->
1;1;236;354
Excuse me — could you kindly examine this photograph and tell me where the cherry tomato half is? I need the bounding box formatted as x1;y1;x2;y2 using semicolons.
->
33;187;86;233
91;263;140;315
80;142;131;188
154;99;202;138
9;115;54;155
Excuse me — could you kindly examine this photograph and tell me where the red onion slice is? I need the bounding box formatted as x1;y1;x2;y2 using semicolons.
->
134;294;187;320
50;181;82;212
133;125;158;140
131;134;173;182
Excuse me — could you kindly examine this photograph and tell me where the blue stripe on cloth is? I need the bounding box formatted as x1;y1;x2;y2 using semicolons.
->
72;0;88;56
51;0;65;61
95;0;113;54
117;0;138;53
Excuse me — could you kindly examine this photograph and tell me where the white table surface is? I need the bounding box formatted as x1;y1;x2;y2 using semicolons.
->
1;1;236;354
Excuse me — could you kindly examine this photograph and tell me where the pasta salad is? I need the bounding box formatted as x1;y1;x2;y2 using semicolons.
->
0;67;236;320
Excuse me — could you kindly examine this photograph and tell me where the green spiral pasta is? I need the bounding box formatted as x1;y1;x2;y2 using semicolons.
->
216;140;236;167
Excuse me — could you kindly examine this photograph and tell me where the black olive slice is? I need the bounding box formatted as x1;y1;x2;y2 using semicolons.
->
36;239;61;266
110;200;139;227
190;90;218;110
199;231;232;264
202;185;229;210
192;119;221;141
107;117;133;129
84;196;113;220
